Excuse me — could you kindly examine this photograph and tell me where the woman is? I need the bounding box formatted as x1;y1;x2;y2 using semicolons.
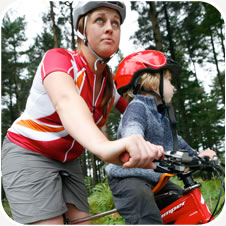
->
2;2;163;224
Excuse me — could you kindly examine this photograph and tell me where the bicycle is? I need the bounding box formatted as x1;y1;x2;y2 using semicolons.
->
153;150;225;224
63;150;225;224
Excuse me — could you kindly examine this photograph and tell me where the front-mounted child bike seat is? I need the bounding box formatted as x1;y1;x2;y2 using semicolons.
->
152;173;175;194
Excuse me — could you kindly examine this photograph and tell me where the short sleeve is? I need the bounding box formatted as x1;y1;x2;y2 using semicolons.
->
112;84;128;114
40;48;74;81
115;96;128;114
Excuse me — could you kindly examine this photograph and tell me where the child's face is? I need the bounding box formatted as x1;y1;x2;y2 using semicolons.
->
163;77;174;103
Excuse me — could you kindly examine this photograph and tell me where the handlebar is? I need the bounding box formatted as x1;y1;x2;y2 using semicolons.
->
120;149;224;222
154;150;222;175
120;149;222;175
160;150;224;222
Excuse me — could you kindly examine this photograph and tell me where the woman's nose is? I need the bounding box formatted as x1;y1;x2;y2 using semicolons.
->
105;20;113;33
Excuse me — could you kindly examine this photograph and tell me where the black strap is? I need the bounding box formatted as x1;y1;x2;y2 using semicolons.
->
159;71;165;104
165;104;179;152
158;103;179;152
139;88;161;99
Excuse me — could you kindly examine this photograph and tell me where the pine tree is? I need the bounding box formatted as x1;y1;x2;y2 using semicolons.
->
1;14;28;140
129;1;224;152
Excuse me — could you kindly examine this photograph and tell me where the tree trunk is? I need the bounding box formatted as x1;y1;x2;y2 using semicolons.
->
209;27;225;105
69;2;76;50
91;153;98;186
9;84;16;123
80;151;88;177
218;23;225;59
148;2;163;51
163;2;191;144
13;47;21;115
14;72;21;115
50;1;59;48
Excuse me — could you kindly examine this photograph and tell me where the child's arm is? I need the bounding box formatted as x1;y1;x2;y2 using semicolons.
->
198;148;216;159
178;136;216;158
177;136;196;156
119;101;164;164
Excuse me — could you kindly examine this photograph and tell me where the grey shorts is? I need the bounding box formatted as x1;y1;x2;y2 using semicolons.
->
1;137;89;224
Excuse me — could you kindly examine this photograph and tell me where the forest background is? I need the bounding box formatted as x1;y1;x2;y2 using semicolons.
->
1;0;225;224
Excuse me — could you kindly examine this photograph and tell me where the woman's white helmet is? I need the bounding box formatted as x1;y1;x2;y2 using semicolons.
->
73;1;126;32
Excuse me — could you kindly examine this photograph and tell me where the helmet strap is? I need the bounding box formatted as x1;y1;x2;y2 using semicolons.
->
159;71;165;104
76;15;116;71
134;70;166;104
86;43;114;71
83;15;88;37
164;104;179;152
139;87;162;100
75;30;87;43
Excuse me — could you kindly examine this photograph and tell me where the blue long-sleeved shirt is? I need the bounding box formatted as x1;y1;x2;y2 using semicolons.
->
106;95;196;182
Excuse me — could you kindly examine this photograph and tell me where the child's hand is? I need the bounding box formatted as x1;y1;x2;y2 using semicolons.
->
198;148;216;159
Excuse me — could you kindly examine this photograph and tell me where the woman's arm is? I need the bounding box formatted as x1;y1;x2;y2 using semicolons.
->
44;72;163;168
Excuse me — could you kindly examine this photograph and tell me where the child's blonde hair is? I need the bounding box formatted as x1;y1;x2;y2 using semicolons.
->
123;70;172;103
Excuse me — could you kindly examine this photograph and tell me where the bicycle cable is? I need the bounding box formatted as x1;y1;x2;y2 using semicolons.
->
208;165;225;222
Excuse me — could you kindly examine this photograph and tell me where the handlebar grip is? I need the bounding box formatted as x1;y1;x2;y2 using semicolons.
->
120;151;130;162
120;152;165;163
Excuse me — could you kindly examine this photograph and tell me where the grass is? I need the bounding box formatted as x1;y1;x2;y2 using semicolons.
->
2;199;12;219
88;183;125;224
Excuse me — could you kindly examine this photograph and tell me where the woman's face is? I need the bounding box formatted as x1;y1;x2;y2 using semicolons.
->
85;7;121;58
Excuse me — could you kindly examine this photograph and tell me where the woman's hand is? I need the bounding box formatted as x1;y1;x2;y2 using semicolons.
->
122;135;164;169
198;148;216;159
100;135;164;169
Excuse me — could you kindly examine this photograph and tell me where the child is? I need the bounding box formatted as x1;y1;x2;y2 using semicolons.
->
106;50;216;224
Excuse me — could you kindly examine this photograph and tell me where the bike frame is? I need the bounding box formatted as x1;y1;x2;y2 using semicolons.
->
66;151;224;225
68;182;213;224
160;186;213;224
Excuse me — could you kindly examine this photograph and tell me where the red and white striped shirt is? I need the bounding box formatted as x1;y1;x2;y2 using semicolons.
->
7;48;127;162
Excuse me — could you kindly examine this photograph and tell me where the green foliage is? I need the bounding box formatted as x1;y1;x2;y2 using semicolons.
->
130;1;225;153
1;13;30;140
2;200;12;219
198;178;225;214
106;106;121;140
89;183;115;212
88;183;125;224
84;176;94;196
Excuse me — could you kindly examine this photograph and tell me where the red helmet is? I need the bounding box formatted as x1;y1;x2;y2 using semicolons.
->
115;50;181;95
